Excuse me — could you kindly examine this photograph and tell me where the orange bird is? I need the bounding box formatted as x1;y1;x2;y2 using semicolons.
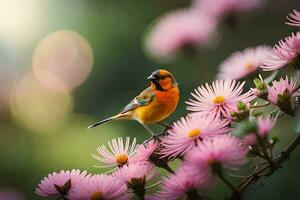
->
88;69;179;140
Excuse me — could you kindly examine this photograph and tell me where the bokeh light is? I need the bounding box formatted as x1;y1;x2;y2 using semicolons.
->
0;187;25;200
32;30;94;92
0;0;41;46
10;72;74;134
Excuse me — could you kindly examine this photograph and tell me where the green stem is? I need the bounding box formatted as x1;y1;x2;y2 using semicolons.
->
254;132;277;170
162;163;175;174
218;174;240;198
186;189;202;200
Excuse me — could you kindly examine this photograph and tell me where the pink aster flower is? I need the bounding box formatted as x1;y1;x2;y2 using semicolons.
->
146;9;217;60
131;140;159;164
286;9;300;27
157;165;211;200
186;80;254;119
92;137;137;169
242;116;276;145
35;169;89;198
262;32;300;71
185;135;247;176
160;115;229;159
217;46;272;80
113;163;156;195
267;76;297;105
192;0;262;19
68;174;128;200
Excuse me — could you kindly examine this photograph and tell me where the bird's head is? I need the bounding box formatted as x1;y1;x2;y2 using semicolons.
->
147;69;178;91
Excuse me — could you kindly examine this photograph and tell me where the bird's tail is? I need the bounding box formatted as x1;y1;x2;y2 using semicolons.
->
88;113;129;129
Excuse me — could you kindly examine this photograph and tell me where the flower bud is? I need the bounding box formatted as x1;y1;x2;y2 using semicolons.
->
252;75;268;99
231;101;250;122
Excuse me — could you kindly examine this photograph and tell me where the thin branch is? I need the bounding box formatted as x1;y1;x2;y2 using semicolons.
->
230;134;300;199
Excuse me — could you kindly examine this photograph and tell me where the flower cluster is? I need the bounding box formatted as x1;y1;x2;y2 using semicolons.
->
35;8;300;200
145;0;264;61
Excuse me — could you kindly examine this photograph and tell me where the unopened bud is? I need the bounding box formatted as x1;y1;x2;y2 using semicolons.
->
252;75;268;99
231;101;249;122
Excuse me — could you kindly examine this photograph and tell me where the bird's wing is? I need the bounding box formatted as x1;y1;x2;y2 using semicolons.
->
120;87;155;114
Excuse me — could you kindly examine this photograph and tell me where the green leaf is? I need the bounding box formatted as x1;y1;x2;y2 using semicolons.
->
232;120;257;138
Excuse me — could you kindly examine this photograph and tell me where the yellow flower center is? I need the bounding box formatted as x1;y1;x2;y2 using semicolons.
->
188;129;201;138
116;154;128;166
91;192;103;200
244;63;255;72
213;96;225;104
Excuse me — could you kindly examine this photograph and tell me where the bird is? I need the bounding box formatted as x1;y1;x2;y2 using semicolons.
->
88;69;179;140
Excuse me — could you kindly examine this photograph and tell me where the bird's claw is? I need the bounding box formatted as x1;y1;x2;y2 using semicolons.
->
163;125;173;135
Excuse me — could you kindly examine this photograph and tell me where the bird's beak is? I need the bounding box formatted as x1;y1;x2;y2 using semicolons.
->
147;74;156;80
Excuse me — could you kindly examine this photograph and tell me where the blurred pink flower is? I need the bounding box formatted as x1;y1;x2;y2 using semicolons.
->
157;165;211;200
217;46;271;80
267;76;297;104
257;116;276;135
0;188;25;200
146;9;217;60
92;137;137;169
68;174;128;200
35;169;89;197
242;116;276;145
161;115;229;159
113;163;156;188
192;0;262;19
186;80;254;119
286;9;300;27
185;135;247;176
131;140;159;164
261;32;300;71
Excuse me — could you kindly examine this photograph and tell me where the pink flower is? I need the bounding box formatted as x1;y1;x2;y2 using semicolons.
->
217;46;271;80
257;116;276;136
157;165;211;200
146;9;217;60
68;174;128;200
242;116;276;145
0;188;25;200
161;115;229;159
113;163;156;193
192;0;262;19
35;169;89;197
261;32;300;71
267;76;297;105
131;140;159;164
186;80;254;119
185;135;247;176
92;137;137;169
286;9;300;27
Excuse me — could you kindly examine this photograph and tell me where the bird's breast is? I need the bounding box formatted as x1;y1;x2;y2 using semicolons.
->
134;87;179;124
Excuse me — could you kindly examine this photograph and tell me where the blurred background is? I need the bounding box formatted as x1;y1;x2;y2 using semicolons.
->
1;0;300;199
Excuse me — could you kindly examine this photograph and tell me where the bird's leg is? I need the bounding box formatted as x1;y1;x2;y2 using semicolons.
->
141;124;165;144
157;121;170;128
141;123;155;137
